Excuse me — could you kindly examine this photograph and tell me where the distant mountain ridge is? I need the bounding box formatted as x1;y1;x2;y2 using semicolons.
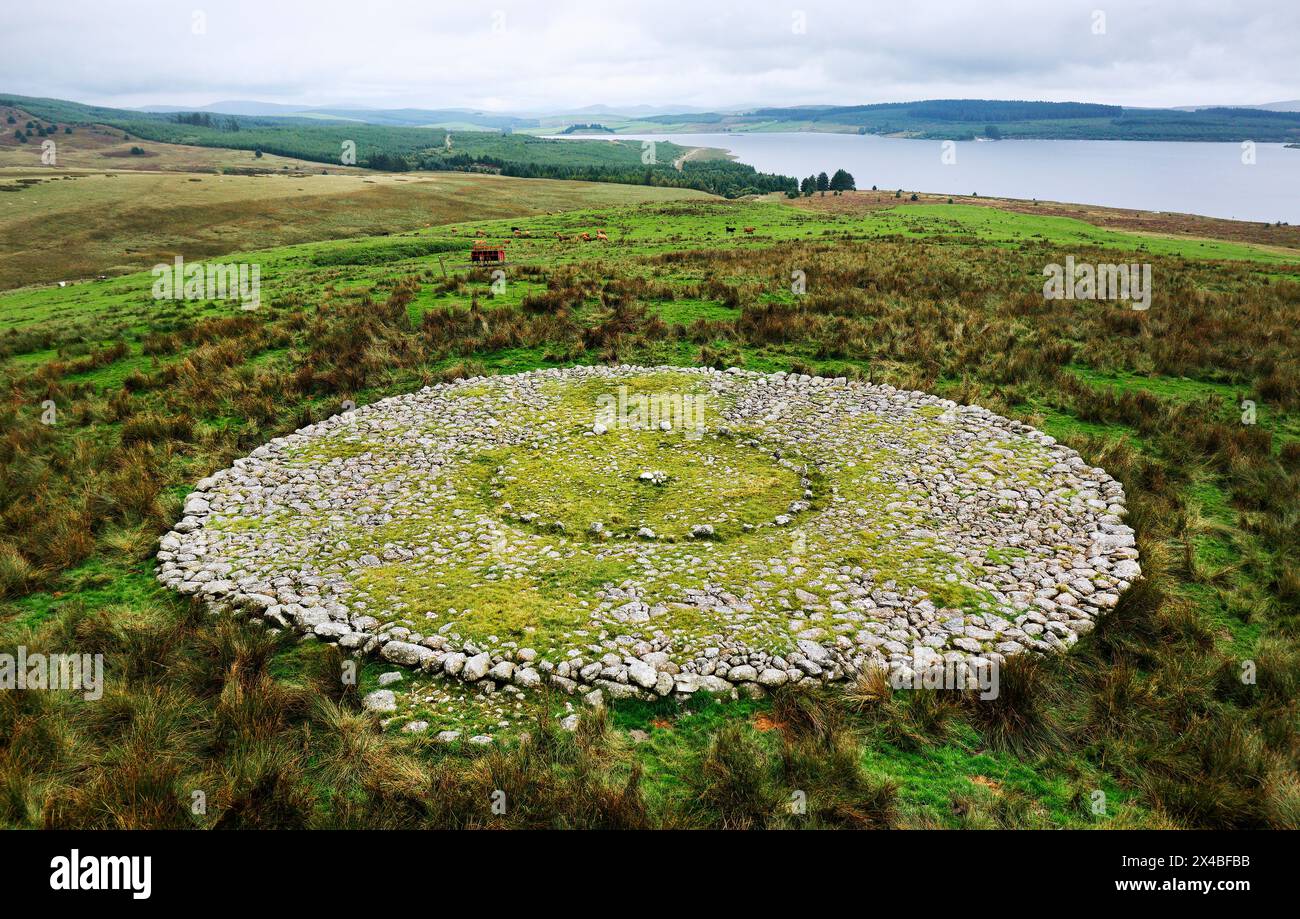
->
1174;100;1300;113
620;99;1300;141
8;92;1300;142
137;100;536;129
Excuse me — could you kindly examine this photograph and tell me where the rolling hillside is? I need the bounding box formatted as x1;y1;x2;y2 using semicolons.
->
2;195;1298;829
0;94;797;198
0;166;710;291
530;100;1300;142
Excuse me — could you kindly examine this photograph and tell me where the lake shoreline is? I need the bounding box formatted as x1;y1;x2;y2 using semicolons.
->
546;132;1299;223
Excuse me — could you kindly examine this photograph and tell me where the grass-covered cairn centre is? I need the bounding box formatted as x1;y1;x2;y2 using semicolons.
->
157;366;1139;700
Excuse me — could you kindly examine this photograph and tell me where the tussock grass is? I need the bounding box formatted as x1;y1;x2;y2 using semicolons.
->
2;196;1298;828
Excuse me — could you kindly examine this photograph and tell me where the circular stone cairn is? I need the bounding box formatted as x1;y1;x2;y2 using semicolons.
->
157;366;1140;703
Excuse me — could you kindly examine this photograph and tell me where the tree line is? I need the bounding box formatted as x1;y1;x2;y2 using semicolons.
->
74;114;799;198
408;151;795;197
172;112;242;132
795;169;856;196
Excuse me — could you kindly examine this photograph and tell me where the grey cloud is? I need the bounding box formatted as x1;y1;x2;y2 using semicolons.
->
2;0;1296;110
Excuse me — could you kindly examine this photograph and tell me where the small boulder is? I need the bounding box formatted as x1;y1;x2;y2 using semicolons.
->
462;652;492;681
513;666;542;689
627;660;658;689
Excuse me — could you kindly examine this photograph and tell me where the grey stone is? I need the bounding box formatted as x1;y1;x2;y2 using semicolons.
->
381;641;436;668
514;666;542;688
462;653;492;681
627;660;658;689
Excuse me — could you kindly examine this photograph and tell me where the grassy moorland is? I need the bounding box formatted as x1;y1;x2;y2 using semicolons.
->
0;167;710;291
0;118;371;175
790;189;1300;252
0;102;719;290
1;191;1298;829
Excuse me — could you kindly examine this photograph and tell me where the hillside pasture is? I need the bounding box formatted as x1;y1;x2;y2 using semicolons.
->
0;167;711;291
1;194;1298;830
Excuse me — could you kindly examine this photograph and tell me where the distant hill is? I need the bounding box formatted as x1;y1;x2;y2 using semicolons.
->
138;100;538;129
629;99;1300;142
15;93;1300;142
0;93;796;198
563;103;724;116
1174;100;1300;113
1255;100;1300;113
560;99;1300;142
139;100;312;116
133;100;731;121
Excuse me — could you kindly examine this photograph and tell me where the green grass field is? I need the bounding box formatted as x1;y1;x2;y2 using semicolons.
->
2;187;1298;829
0;167;711;291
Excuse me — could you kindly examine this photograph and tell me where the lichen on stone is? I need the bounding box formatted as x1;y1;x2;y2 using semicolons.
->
156;365;1140;703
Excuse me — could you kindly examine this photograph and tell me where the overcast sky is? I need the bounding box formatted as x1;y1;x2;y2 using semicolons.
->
4;0;1297;111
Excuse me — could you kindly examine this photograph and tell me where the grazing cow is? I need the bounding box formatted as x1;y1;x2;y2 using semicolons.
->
580;232;592;242
743;226;756;235
555;232;567;241
596;231;608;241
725;226;736;234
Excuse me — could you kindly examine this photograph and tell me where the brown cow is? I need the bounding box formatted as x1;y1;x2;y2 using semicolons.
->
743;226;756;235
596;231;608;241
580;232;592;242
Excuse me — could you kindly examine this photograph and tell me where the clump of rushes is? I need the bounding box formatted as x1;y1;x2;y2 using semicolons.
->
689;723;784;829
961;655;1064;758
